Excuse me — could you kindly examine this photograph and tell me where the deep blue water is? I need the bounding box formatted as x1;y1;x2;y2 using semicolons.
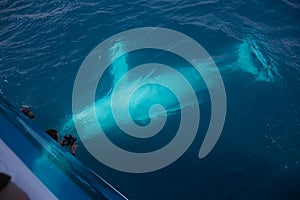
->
1;0;300;199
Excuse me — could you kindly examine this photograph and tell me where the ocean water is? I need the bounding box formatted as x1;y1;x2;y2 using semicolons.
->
1;0;300;199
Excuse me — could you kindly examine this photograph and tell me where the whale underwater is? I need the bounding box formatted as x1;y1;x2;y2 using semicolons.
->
60;39;281;142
